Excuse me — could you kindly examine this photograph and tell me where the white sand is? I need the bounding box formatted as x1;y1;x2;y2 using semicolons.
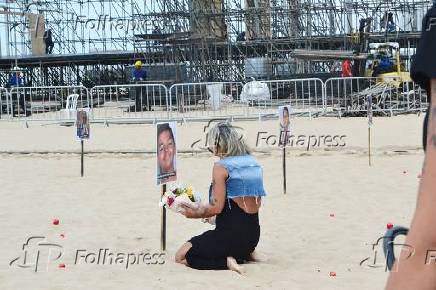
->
0;115;425;289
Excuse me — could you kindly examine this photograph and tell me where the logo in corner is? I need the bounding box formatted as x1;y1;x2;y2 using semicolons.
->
10;236;64;272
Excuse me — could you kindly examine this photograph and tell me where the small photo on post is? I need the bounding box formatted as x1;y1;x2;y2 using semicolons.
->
156;121;177;185
76;109;90;141
278;105;291;147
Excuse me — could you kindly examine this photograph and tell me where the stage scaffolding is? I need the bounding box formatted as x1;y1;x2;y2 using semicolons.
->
0;0;432;85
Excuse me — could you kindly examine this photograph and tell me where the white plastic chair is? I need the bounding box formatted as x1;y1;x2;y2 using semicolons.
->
206;84;225;111
61;94;79;120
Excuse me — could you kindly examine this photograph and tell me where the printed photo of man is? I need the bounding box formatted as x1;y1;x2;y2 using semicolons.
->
156;122;177;185
279;105;291;147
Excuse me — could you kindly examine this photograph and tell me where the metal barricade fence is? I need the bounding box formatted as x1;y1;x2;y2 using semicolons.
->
324;77;379;114
400;81;428;112
89;84;168;121
8;86;89;121
168;82;244;120
0;78;430;122
0;87;12;120
325;77;429;115
253;78;325;117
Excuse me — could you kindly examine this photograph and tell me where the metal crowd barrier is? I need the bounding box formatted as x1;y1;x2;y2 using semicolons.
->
400;81;428;112
0;78;429;122
257;78;325;117
89;84;169;121
8;86;89;121
324;77;378;114
168;82;244;120
324;77;429;115
0;87;12;120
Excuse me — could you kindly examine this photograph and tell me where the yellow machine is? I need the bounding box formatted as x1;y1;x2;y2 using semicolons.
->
365;42;411;86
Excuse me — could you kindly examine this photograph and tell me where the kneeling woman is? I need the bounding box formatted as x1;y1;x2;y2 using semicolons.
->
175;122;267;273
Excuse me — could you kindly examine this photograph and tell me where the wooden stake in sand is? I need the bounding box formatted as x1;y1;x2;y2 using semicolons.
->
279;105;291;195
368;95;373;167
81;140;84;177
161;184;167;251
76;109;90;177
282;146;287;195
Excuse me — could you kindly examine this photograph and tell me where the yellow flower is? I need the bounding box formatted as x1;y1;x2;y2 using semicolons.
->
186;186;193;198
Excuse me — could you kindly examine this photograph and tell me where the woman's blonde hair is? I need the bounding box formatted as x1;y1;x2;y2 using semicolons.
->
207;122;251;157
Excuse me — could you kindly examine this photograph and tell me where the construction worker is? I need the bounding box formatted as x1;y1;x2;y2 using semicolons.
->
43;29;54;54
372;53;394;77
131;60;150;112
7;67;29;116
342;59;353;77
132;60;147;82
381;12;396;33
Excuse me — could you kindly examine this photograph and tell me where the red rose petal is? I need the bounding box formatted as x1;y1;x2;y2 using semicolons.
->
329;271;336;277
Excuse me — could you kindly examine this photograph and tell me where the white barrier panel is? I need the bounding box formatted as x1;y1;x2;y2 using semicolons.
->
251;78;325;116
168;82;244;120
0;87;12;120
89;84;168;121
8;86;89;121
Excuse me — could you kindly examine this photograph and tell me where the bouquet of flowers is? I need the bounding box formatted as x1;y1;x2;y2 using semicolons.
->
159;184;202;214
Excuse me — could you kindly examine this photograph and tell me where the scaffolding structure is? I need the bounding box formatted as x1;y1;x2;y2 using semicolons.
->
0;0;432;85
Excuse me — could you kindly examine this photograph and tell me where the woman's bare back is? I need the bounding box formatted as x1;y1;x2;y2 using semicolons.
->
232;197;261;214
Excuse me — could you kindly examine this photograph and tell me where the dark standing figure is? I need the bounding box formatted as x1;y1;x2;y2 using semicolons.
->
387;13;395;32
8;68;29;117
381;12;396;33
43;29;54;54
236;31;246;41
152;25;161;45
131;61;150;112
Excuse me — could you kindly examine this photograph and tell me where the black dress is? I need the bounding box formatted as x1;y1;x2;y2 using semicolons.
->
411;4;436;151
185;185;260;270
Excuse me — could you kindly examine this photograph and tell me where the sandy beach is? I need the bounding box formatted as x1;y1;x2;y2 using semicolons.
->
0;115;425;290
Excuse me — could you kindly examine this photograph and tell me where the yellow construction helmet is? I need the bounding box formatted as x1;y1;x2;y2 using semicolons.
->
134;60;142;67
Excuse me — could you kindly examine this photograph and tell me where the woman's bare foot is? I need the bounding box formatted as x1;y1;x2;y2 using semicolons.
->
227;256;245;274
